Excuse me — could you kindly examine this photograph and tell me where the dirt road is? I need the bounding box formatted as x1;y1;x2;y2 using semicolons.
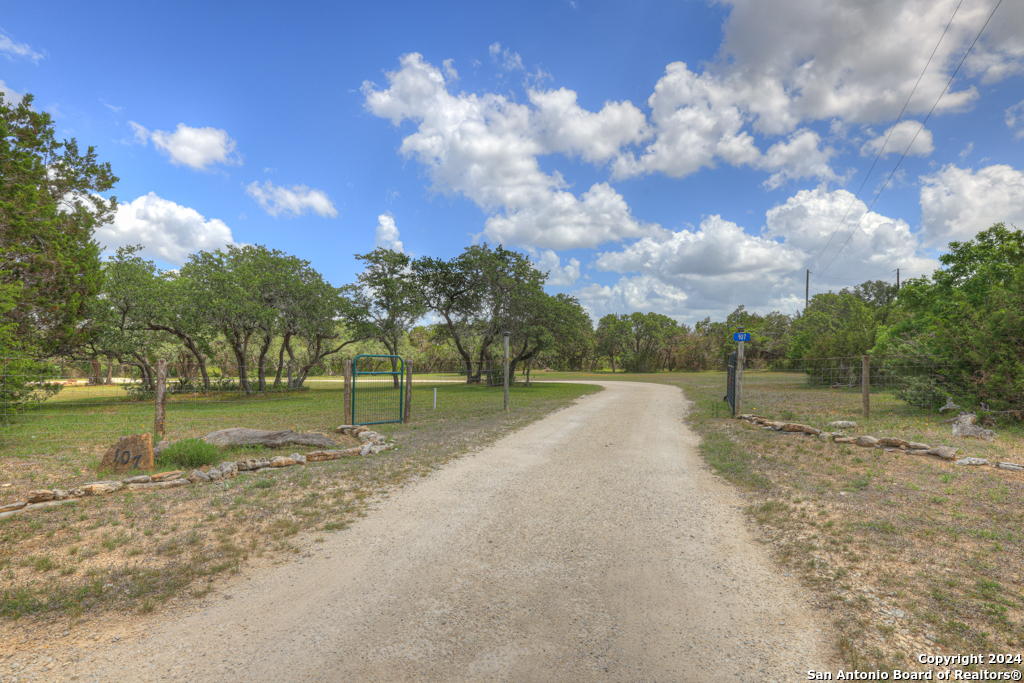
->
76;381;834;682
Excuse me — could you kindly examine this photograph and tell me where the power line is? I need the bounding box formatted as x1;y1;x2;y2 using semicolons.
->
807;0;965;278
815;0;1004;279
809;270;896;282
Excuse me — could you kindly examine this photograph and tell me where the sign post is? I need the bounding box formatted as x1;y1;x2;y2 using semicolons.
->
733;328;749;416
503;331;511;411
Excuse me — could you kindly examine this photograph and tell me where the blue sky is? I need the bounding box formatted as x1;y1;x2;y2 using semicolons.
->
3;0;1023;324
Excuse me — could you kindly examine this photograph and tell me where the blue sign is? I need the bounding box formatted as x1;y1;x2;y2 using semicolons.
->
734;332;751;342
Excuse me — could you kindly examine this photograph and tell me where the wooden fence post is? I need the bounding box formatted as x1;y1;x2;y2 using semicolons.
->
154;358;167;440
344;358;353;424
862;355;870;419
404;363;412;424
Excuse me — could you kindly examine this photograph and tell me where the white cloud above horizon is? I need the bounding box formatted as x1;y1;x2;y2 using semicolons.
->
245;181;338;218
97;192;236;265
130;122;241;170
374;214;404;252
920;164;1024;245
0;30;43;62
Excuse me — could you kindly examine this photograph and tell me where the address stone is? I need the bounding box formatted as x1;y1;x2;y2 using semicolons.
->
101;434;154;473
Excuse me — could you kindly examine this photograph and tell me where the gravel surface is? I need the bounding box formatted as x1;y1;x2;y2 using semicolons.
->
63;381;834;682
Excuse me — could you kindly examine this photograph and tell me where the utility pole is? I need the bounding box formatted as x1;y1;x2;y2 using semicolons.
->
896;268;900;290
735;326;744;416
805;269;810;308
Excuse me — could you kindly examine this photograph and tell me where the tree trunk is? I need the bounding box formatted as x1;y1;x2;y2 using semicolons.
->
89;359;102;385
273;334;289;388
104;363;113;386
256;333;273;393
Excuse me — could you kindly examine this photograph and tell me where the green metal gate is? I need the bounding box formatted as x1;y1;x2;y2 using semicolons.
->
352;355;405;425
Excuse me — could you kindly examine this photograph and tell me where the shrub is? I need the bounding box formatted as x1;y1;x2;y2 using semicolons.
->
157;438;220;470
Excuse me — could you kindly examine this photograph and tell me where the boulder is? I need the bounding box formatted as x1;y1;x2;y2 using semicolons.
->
292;454;307;465
122;475;152;485
80;481;123;495
151;470;184;482
127;478;190;491
0;501;27;513
187;470;211;483
906;442;931;451
956;457;990;466
52;489;72;501
767;421;786;430
996;462;1023;472
202;428;337;449
950;414;995;441
878;437;910;448
926;446;959;460
834;436;855;444
269;455;299;467
781;423;821;435
335;425;357;433
26;490;55;504
854;436;879;448
207;468;222;481
367;443;395;455
359;442;375;457
828;421;858;429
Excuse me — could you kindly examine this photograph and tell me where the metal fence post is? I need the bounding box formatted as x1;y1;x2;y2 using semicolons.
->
503;332;511;411
735;327;744;416
403;360;411;423
344;358;353;424
862;355;870;418
154;358;167;440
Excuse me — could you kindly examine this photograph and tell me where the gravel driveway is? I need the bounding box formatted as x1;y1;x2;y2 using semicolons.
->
75;381;834;682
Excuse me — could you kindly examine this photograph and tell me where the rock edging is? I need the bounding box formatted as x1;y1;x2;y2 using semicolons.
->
734;414;1021;475
0;426;397;521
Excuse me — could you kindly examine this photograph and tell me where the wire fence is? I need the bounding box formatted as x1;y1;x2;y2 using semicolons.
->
0;357;347;456
735;355;974;418
410;358;499;386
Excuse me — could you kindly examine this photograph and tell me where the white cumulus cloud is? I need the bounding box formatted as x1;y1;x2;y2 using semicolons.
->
919;164;1024;245
1007;100;1024;140
0;79;24;105
860;120;934;158
362;53;655;250
245;181;338;218
130;122;241;170
530;250;581;286
97;192;236;266
374;214;404;252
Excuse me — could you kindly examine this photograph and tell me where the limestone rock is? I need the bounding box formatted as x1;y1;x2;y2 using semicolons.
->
950;413;995;441
127;478;190;491
202;428;336;449
781;423;821;435
26;490;55;504
926;446;958;460
188;470;211;483
52;489;71;501
906;442;930;451
151;470;184;482
368;443;395;455
80;481;123;495
122;475;152;485
26;500;76;511
996;462;1023;472
878;437;910;448
834;436;855;444
956;457;990;466
828;421;858;429
207;468;223;481
100;433;155;473
292;454;307;465
359;442;374;457
153;440;173;457
854;436;879;448
217;461;238;478
0;501;27;513
817;433;831;442
237;457;271;471
335;425;357;433
269;455;298;467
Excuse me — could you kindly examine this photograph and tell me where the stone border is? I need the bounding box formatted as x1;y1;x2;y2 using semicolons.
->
0;426;396;520
735;414;1023;473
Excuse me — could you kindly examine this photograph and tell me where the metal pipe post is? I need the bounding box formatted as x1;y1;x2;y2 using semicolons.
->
344;359;353;424
403;362;412;424
862;355;870;418
503;331;511;411
735;327;744;416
